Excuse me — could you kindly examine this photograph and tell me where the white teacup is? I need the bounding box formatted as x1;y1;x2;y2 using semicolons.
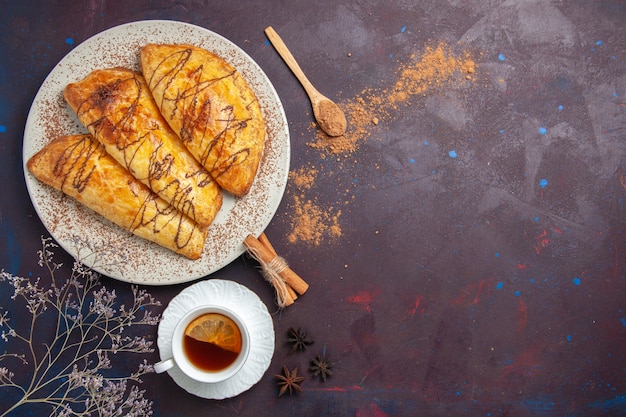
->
154;305;250;383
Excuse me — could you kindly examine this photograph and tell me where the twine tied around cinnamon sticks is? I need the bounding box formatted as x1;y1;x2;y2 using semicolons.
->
244;233;308;307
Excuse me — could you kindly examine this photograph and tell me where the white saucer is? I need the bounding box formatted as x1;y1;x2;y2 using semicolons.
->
157;279;274;399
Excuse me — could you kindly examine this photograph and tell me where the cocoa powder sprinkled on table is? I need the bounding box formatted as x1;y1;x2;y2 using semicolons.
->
286;194;342;246
285;41;477;245
309;41;478;154
289;165;318;190
286;164;342;246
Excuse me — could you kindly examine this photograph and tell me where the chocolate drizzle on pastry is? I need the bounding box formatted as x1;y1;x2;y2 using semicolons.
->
147;49;252;174
141;44;266;197
64;67;222;228
27;134;208;259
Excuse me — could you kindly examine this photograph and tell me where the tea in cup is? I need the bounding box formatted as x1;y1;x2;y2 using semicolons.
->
154;305;250;383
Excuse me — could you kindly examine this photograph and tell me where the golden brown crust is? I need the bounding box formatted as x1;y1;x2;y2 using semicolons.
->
63;67;222;227
140;44;266;197
27;134;208;260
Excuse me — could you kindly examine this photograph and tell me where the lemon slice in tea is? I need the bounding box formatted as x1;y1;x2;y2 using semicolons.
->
184;313;242;353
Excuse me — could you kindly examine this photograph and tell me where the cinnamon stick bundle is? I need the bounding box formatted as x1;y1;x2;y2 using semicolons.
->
244;233;308;307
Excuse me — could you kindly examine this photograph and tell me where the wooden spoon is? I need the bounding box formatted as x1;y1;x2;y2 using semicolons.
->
265;26;347;137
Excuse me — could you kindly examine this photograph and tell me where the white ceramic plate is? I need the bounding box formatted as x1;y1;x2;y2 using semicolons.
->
157;279;274;399
22;20;289;285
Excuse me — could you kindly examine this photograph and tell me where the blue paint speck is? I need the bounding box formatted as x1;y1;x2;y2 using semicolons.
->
400;25;407;33
539;178;549;188
534;216;540;222
423;140;429;146
495;252;500;258
496;282;504;290
620;318;626;327
514;290;521;297
539;127;547;135
499;129;505;134
498;53;506;61
573;277;581;286
596;40;603;46
588;393;626;411
0;125;6;133
566;335;572;342
65;37;74;45
558;105;563;111
409;158;415;164
530;278;536;283
448;150;458;158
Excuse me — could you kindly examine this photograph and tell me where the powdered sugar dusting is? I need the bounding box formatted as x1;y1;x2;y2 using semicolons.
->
23;21;290;285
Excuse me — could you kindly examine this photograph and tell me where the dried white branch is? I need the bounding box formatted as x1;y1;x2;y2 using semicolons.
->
0;236;161;417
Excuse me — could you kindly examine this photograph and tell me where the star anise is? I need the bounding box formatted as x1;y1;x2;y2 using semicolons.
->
275;366;305;396
287;327;313;352
310;354;334;382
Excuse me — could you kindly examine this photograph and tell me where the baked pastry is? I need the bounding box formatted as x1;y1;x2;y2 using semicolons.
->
27;134;208;260
140;44;266;196
64;67;222;228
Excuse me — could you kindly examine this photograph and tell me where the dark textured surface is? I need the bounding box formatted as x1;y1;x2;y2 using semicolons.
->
1;1;625;416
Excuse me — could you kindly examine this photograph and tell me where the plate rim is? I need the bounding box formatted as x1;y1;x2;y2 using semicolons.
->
22;19;290;285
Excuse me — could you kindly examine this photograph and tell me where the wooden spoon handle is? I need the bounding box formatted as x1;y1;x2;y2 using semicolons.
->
265;26;320;100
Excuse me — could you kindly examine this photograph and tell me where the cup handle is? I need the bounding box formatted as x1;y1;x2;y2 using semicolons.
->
153;358;175;374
